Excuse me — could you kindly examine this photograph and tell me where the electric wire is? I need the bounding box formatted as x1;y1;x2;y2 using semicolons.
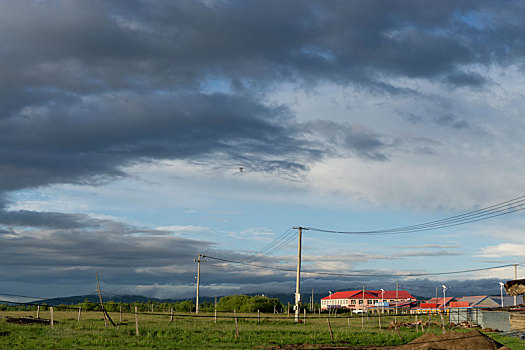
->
244;228;295;263
248;231;297;263
309;195;525;235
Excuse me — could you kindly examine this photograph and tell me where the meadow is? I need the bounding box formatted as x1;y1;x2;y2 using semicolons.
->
1;309;524;349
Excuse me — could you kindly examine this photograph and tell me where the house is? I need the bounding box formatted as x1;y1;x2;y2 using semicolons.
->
320;290;415;312
454;296;499;308
411;297;455;314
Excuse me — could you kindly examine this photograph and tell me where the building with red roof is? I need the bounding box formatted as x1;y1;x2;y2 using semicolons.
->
320;289;415;311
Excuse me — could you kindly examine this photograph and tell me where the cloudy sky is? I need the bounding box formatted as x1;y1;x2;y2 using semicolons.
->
1;0;525;301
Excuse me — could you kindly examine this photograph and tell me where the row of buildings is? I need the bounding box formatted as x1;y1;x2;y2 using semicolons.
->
320;289;522;314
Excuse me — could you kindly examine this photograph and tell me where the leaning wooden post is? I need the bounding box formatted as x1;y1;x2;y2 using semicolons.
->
77;307;81;322
287;302;290;317
95;272;108;327
326;318;334;341
170;308;174;323
36;305;40;319
234;310;240;339
394;324;402;340
214;308;217;324
50;306;54;329
135;306;140;338
257;309;260;324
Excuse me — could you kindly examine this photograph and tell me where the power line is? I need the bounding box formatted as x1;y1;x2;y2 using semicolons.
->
203;255;523;278
248;231;297;263
309;195;525;235
244;228;295;263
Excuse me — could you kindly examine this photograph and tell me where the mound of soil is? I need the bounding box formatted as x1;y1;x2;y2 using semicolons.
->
398;329;508;350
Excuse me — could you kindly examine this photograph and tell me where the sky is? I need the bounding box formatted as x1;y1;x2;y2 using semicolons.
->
1;0;525;302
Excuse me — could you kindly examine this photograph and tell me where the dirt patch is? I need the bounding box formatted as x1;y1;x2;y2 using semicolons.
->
258;345;393;349
398;330;507;350
3;316;54;325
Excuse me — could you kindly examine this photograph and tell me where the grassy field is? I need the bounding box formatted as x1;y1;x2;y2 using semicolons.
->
1;309;525;349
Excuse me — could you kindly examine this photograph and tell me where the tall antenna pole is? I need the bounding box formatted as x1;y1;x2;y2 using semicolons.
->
292;226;308;322
195;254;205;314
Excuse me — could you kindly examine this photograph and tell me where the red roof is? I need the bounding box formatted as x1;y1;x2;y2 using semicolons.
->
371;290;414;299
420;303;438;308
321;290;414;300
450;301;469;308
425;297;455;309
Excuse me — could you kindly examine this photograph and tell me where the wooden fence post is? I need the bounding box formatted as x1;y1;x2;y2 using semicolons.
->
214;308;217;324
234;310;240;339
36;305;40;319
257;309;260;324
50;307;54;329
326;318;334;341
170;308;173;323
135;306;140;338
78;307;81;322
304;308;307;324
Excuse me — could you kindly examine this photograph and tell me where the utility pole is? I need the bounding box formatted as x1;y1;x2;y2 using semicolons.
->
312;289;314;311
514;264;518;306
396;283;399;317
194;254;205;314
292;226;308;322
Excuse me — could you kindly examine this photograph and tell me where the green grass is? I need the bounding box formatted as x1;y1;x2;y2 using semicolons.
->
0;310;524;349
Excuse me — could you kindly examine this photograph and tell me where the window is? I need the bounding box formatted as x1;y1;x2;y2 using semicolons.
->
359;300;363;304
351;300;356;304
367;300;373;305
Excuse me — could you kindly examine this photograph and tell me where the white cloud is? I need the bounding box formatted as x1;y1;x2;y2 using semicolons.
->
477;243;525;258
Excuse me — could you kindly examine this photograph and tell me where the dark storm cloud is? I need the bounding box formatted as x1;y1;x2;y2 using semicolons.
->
0;92;317;191
0;219;213;284
1;0;524;193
